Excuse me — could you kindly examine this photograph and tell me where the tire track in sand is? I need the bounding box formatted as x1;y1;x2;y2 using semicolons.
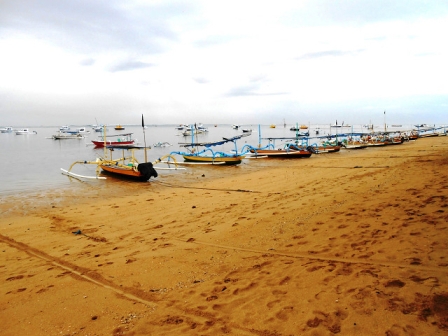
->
175;238;448;274
0;233;154;306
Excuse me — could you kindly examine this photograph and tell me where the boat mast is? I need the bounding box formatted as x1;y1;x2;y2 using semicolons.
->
102;124;108;160
142;114;148;162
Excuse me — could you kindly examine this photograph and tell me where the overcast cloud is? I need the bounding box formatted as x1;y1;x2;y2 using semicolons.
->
0;0;447;126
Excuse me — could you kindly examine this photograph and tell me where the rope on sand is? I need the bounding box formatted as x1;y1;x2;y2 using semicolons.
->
153;180;261;193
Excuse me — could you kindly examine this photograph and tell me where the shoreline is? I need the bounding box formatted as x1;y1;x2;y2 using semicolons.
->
1;136;448;335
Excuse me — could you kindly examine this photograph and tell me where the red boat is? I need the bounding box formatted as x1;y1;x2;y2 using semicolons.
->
92;133;135;147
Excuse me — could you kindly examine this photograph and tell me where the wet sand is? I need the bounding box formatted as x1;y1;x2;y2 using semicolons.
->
1;136;448;335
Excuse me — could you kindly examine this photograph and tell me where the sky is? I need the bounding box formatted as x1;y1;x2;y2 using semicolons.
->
1;0;448;127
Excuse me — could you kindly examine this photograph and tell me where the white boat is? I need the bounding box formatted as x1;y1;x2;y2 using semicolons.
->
76;127;90;134
60;125;70;131
0;126;14;133
232;124;240;129
52;131;84;140
16;128;37;135
93;125;108;132
331;124;351;128
242;128;252;133
175;124;188;130
153;141;172;147
182;124;208;136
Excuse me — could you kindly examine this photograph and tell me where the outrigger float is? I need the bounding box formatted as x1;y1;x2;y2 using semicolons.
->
61;116;184;181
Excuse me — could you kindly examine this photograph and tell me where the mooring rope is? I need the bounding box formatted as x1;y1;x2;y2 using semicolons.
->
153;180;260;193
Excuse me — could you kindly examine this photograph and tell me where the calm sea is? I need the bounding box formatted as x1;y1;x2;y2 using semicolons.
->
0;123;415;197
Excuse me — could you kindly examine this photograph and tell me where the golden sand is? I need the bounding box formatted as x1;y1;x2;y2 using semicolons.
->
1;136;447;335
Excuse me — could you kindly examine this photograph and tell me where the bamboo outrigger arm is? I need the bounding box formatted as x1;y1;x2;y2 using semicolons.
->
61;160;108;180
61;154;185;181
152;154;186;170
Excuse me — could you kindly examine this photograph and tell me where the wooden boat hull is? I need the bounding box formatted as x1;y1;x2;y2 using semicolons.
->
316;146;341;153
183;154;244;165
249;149;312;158
343;144;368;149
100;162;157;181
53;134;84;139
92;140;135;147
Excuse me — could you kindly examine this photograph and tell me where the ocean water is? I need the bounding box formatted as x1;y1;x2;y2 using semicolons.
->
0;123;419;197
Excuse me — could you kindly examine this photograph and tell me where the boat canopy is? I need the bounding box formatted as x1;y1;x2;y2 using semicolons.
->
100;133;133;137
105;144;149;150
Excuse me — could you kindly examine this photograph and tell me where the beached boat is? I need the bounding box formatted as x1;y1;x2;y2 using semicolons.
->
307;141;341;153
115;124;125;130
92;133;135;147
249;145;312;158
62;144;162;181
16;128;37;135
341;140;368;149
172;134;248;165
241;124;312;159
418;131;440;138
0;126;14;133
408;131;419;140
62;115;182;181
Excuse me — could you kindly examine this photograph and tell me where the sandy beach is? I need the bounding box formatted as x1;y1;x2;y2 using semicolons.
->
1;136;448;335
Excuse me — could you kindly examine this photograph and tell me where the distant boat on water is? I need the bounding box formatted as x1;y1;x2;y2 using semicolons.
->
52;131;84;140
290;126;309;132
92;133;135;147
182;124;208;136
0;126;14;133
16;128;37;135
115;125;125;130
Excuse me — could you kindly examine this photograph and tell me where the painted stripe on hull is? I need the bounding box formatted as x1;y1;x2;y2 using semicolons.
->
92;140;135;147
183;155;244;165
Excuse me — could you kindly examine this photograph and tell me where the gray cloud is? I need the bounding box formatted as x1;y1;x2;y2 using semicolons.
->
282;0;448;27
0;0;194;55
108;60;154;72
193;34;239;48
296;49;364;60
193;77;210;84
79;58;96;66
225;84;288;97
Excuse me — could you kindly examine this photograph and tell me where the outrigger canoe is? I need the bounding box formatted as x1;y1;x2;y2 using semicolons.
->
63;115;184;181
62;144;181;181
172;134;249;165
92;133;135;147
249;146;312;158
